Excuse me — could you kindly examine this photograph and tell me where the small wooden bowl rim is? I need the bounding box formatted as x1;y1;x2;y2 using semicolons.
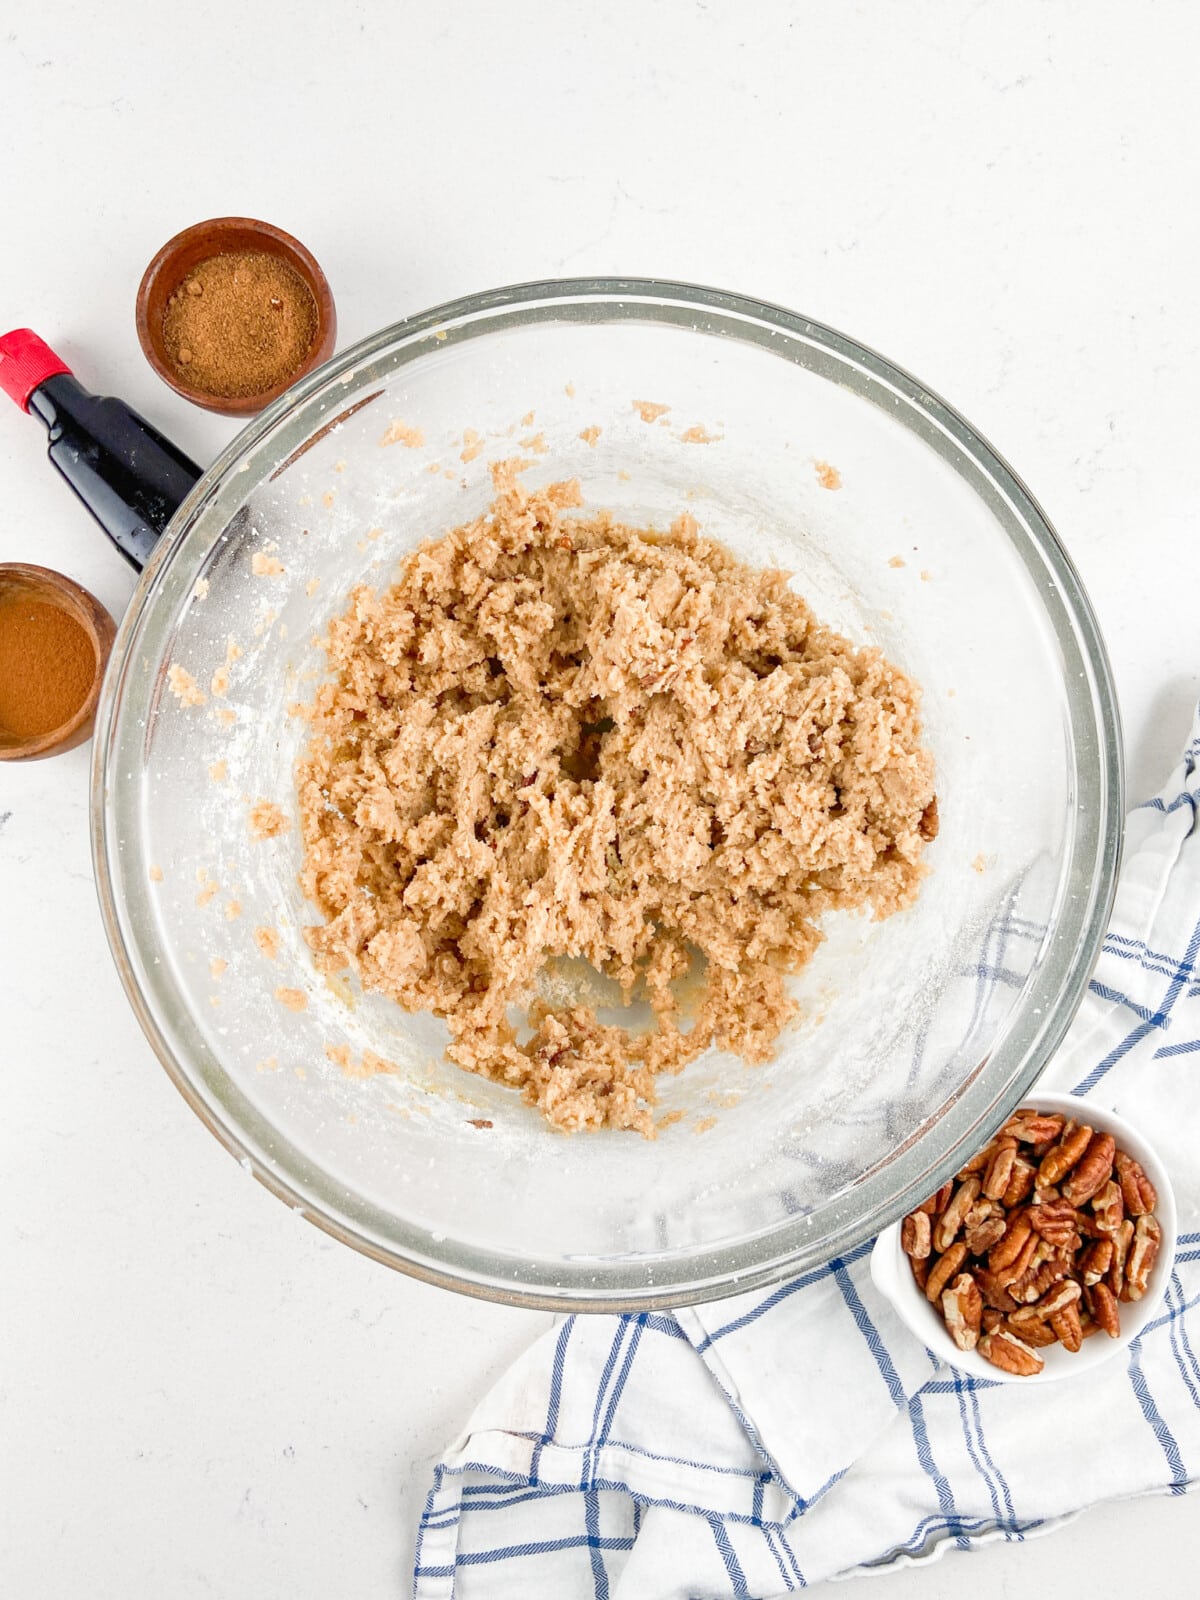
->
135;216;337;417
0;564;117;761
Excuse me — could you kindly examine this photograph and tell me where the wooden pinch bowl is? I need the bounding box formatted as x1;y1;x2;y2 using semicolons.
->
135;216;337;417
0;564;116;761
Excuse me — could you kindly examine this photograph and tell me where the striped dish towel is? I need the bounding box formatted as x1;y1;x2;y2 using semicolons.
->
414;710;1200;1598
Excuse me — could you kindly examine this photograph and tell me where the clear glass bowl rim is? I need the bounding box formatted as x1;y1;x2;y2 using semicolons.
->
91;276;1124;1310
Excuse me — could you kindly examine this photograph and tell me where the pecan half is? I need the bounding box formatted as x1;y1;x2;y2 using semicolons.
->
1108;1218;1134;1298
901;1211;932;1259
1001;1155;1037;1209
909;1251;930;1291
1003;1111;1065;1145
973;1267;1019;1314
957;1144;994;1178
1032;1184;1061;1206
933;1178;981;1253
982;1138;1018;1201
1061;1132;1115;1206
988;1210;1033;1273
965;1215;1008;1256
1031;1278;1081;1320
925;1241;970;1304
1122;1214;1162;1302
918;1180;954;1217
1086;1281;1121;1338
1002;1314;1057;1348
981;1307;1003;1334
979;1328;1044;1376
1078;1237;1114;1286
1114;1151;1158;1217
1028;1199;1081;1250
1078;1309;1102;1341
942;1273;983;1351
1051;1302;1084;1353
1091;1179;1124;1238
1037;1119;1093;1187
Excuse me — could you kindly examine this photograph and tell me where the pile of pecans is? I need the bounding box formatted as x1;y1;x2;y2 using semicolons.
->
903;1107;1163;1376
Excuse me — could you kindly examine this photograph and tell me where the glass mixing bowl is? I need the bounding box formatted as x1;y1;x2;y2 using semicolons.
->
92;280;1122;1309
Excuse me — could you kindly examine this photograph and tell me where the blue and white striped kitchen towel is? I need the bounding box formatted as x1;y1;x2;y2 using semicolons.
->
414;709;1200;1598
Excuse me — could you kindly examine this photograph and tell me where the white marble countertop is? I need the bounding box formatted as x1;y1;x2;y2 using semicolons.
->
3;2;1199;1593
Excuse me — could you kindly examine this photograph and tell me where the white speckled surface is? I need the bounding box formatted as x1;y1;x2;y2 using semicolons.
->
2;2;1199;1593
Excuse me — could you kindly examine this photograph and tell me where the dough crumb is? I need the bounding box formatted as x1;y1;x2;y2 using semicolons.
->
657;1110;686;1130
679;424;722;444
633;399;670;423
380;420;425;448
167;664;206;707
252;552;286;578
196;881;218;908
520;410;535;427
249;799;291;839
693;1116;718;1134
257;1056;279;1072
275;986;308;1012
210;957;227;981
306;576;322;597
323;1044;399;1080
920;569;933;582
814;460;842;490
193;577;210;601
564;382;576;398
888;555;906;569
211;666;231;697
972;853;987;874
460;429;485;463
214;707;238;727
225;899;243;921
254;926;280;960
297;467;935;1137
209;760;228;783
149;864;163;883
521;432;548;454
359;1049;398;1078
579;425;602;448
322;491;336;509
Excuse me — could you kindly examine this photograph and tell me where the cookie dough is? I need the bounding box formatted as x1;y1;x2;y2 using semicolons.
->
298;468;937;1135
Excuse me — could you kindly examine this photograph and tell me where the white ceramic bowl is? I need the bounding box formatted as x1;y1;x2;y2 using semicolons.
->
870;1092;1177;1383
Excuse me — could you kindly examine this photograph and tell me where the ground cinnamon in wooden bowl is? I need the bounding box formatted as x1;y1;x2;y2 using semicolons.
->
136;217;336;417
0;564;116;761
